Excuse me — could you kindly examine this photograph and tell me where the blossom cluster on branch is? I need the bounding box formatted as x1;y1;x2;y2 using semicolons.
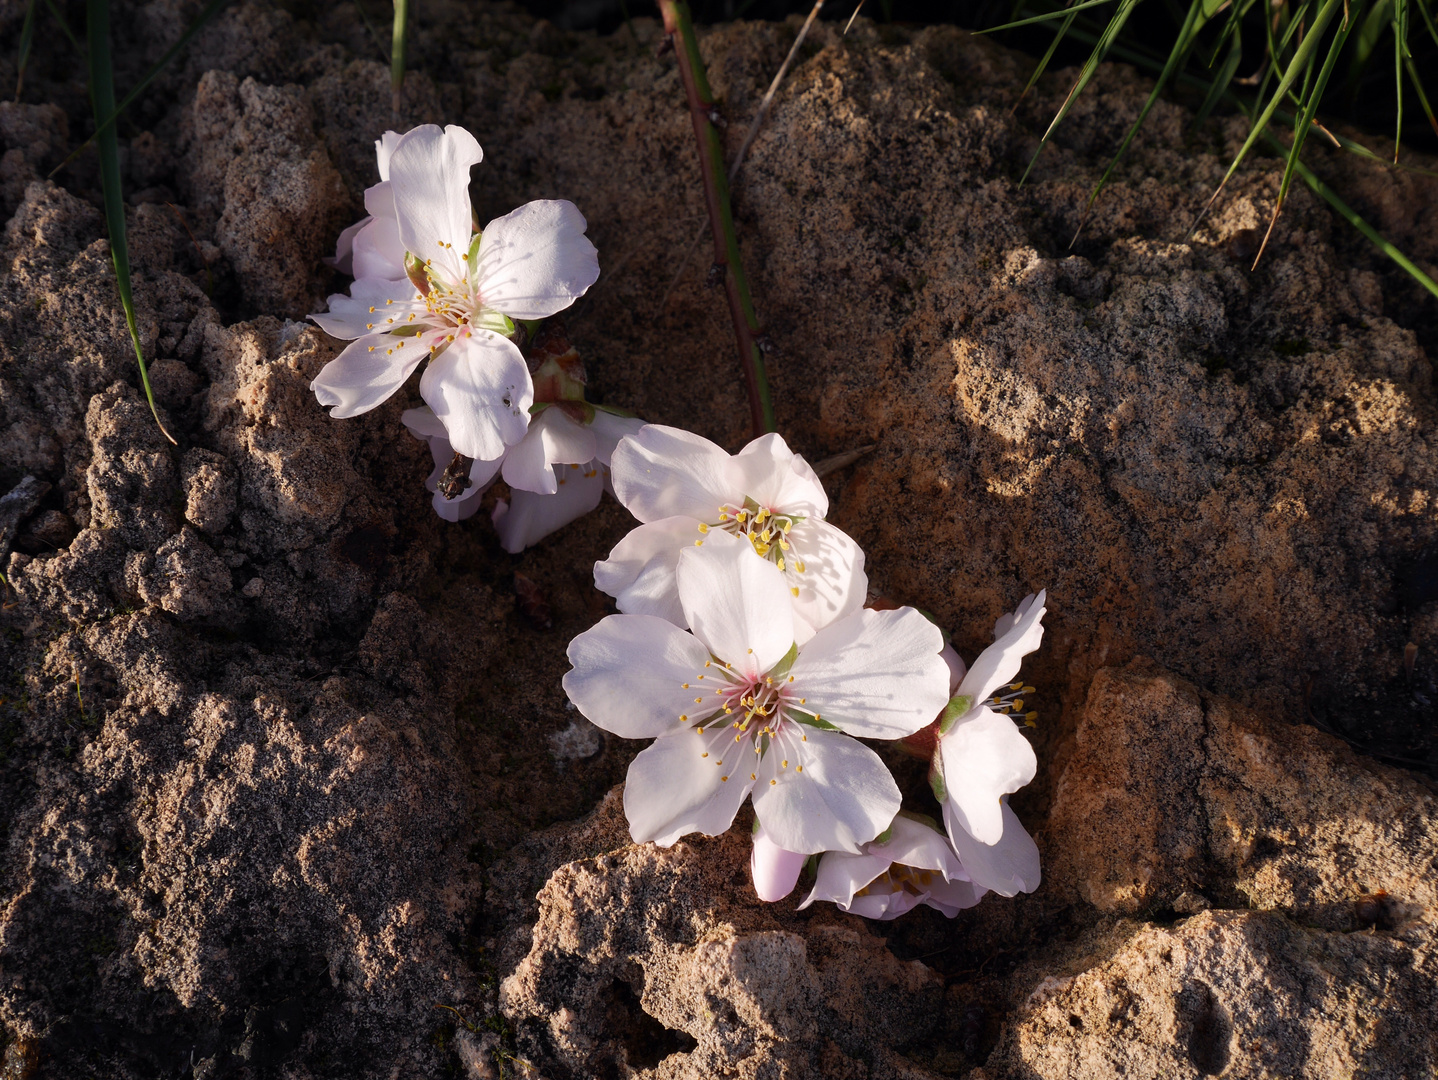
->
310;123;1048;920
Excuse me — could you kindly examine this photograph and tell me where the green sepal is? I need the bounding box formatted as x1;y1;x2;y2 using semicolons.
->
528;401;553;416
766;642;799;682
467;231;483;273
795;713;840;732
928;755;947;803
895;808;942;833
404;251;430;296
936;694;971;736
387;322;428;338
871;824;895;846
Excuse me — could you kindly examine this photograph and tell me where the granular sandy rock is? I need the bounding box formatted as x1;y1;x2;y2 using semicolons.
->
181;447;238;534
1045;660;1438;931
495;796;946;1079
986;909;1438;1079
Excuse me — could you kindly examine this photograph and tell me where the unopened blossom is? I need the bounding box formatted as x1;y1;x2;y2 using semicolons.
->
799;814;984;920
750;821;808;902
929;591;1047;897
310;124;600;461
595;425;866;640
402;403;642;546
565;530;949;853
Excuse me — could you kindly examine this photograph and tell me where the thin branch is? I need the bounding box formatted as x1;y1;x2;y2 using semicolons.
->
657;0;776;437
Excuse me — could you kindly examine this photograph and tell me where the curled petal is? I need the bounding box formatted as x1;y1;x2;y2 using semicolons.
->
750;823;808;902
588;410;646;468
352;214;407;282
420;331;533;461
389;124;483;284
501;408;598;496
797;848;893;911
958;590;1047;706
938;705;1037;846
563;614;712;740
610;425;737;523
676;530;793;675
374;129;403;181
473;200;600;320
311;330;425;417
492;464;604;552
623;726;756;846
943;798;1041;898
787;607;950;740
751;724;900;854
731;433;828;517
593;516;696;628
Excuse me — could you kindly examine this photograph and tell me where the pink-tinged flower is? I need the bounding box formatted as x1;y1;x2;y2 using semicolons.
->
750;821;808;902
401;403;642;548
309;124;600;461
799;814;984;919
595;425;866;640
564;531;949;853
929;592;1047;897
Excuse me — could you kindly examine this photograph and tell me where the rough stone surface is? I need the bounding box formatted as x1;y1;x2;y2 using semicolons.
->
2;1;1437;1077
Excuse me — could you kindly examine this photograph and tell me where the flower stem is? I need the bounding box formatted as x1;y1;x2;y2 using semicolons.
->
657;0;776;438
391;0;408;125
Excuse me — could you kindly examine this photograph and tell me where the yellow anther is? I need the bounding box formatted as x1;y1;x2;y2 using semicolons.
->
735;734;741;742
368;306;376;313
447;334;455;341
769;779;777;786
408;313;415;321
796;561;806;573
697;523;709;534
787;676;794;682
721;775;728;782
799;698;806;704
801;735;807;742
777;558;786;572
724;707;733;714
697;674;705;680
719;513;728;521
695;539;704;547
680;714;688;721
366;323;374;329
761;529;772;542
750;773;757;781
695;697;703;704
701;752;708;758
779;539;790;551
1012;699;1024;711
386;299;394;305
747;648;754;654
367;346;375;352
1026;711;1039;721
682;683;690;689
781;760;789;768
705;661;712;668
796;764;803;772
791;587;799;597
736;510;747;522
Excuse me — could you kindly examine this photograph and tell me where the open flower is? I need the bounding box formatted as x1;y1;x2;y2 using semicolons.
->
930;592;1047;897
564;530;950;853
595;425;866;640
309;124;601;461
799;814;984;919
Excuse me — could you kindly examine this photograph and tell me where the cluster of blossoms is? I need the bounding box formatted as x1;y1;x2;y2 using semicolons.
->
566;425;1049;918
310;124;1048;920
311;124;642;551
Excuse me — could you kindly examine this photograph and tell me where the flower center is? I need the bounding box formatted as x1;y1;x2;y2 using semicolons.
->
987;682;1039;728
676;656;824;783
854;864;937;899
694;499;807;597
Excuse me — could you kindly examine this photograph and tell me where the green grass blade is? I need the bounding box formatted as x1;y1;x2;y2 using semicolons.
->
1205;0;1257;66
42;0;81;52
52;0;229;179
1403;56;1438;138
391;0;408;124
1072;0;1209;242
1019;0;1143;185
1263;131;1438;299
1348;0;1392;86
1419;0;1438;46
1251;0;1364;266
86;0;175;445
15;0;38;98
1188;0;1344;236
1195;26;1242;126
1393;0;1405;158
1014;4;1085;107
977;0;1116;33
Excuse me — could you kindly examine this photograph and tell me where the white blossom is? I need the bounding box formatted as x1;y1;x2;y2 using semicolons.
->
799;814;984;919
931;592;1047;897
310;124;600;461
564;531;949;853
595;425;866;640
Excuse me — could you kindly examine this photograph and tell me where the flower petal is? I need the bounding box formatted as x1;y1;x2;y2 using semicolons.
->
958;590;1047;706
420;331;533;461
374;130;403;181
943;798;1041;897
750;823;808;902
788;519;867;636
731;433;828;517
473;200;600;320
310;275;420;340
941;644;967;696
676;530;793;674
563;614;712;739
750;724;900;853
588;410;646;468
875;815;968;880
787;607;949;740
920;877;986;917
492;464;604;552
389;124;483;284
938;705;1037;845
593;516;697;627
401;405;501;521
328;215;369;274
311;331;424;416
623;726;756;846
609;425;737;523
501;408;598;496
352;214;408;282
797;849;892;911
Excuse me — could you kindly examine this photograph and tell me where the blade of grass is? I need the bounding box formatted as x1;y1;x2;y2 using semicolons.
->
1205;0;1256;66
1072;0;1210;243
391;0;408;125
42;0;81;52
1187;0;1343;238
1011;1;1090;110
353;0;393;64
86;0;175;445
15;0;38;99
1250;0;1363;267
51;0;230;178
1392;0;1404;159
976;0;1116;33
1194;25;1242;125
1403;56;1438;138
1263;131;1438;299
1019;0;1142;186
